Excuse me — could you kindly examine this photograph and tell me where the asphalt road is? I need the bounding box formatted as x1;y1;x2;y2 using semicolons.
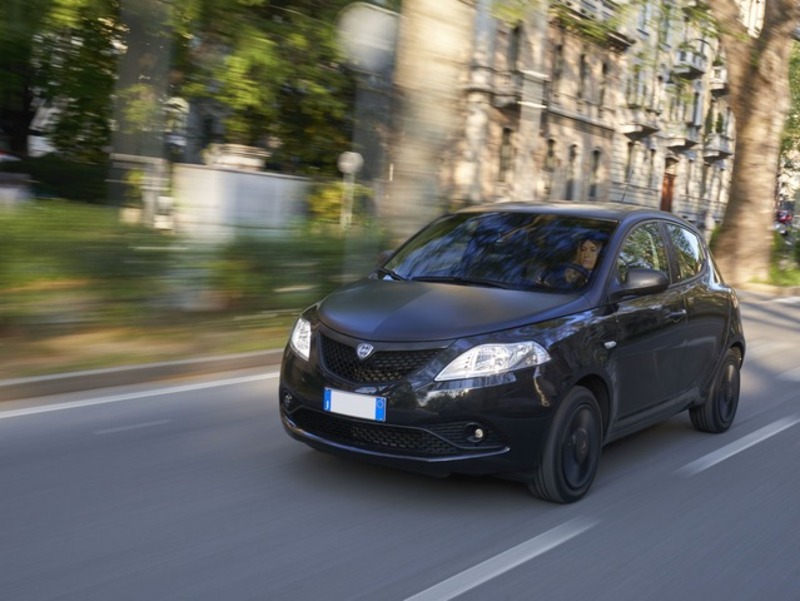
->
2;291;800;601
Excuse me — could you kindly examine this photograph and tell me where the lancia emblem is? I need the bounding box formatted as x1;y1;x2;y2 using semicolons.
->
356;343;374;360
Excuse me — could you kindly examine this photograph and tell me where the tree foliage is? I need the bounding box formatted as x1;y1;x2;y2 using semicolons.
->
781;42;800;159
0;0;360;174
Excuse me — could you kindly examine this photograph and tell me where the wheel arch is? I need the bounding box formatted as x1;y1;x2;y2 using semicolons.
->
574;374;611;436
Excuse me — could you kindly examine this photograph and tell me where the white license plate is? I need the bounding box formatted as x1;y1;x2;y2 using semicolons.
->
324;388;386;422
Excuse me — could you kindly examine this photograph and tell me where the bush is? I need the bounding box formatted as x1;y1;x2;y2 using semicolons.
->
0;201;176;331
0;155;107;203
210;227;390;311
306;180;375;226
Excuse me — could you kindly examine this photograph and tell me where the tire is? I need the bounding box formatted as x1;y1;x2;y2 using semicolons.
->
690;348;741;434
529;386;603;504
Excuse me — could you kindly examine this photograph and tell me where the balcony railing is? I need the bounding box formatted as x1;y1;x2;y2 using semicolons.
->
703;133;734;161
621;107;660;138
673;49;708;79
710;65;729;95
493;70;523;108
666;124;702;150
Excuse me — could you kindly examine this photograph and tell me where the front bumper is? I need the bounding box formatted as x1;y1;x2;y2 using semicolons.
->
279;347;557;477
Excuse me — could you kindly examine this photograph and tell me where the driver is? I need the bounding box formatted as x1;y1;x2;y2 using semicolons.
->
563;237;603;285
575;237;602;272
540;236;604;288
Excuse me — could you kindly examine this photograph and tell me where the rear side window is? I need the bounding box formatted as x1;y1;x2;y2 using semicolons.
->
616;222;670;283
666;224;705;281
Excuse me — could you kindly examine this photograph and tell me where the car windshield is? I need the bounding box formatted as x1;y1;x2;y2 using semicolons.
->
382;211;618;292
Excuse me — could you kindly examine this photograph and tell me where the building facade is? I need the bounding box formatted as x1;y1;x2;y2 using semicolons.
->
437;0;739;232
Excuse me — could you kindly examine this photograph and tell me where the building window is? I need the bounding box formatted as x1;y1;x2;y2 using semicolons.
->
544;139;556;196
589;150;601;200
578;54;588;101
648;148;656;188
499;128;513;183
508;25;522;71
566;144;578;200
552;45;564;93
625;142;635;183
599;63;608;107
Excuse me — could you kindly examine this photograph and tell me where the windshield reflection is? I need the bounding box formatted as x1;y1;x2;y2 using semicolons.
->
382;212;617;292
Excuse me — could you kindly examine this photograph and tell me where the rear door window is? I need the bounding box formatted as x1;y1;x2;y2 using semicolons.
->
666;224;705;282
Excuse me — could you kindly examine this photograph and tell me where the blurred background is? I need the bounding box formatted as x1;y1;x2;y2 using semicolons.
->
2;0;799;378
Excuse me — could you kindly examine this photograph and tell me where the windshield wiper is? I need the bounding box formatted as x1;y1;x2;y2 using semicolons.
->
410;275;511;289
376;267;405;281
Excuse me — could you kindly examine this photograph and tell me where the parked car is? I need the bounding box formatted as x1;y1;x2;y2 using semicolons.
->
279;202;745;503
0;151;21;163
775;208;793;236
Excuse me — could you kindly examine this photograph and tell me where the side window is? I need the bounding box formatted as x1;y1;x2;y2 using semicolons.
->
666;224;705;281
616;223;669;283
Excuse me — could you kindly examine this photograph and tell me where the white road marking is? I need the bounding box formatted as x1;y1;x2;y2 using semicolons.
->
779;366;800;382
746;341;793;359
0;372;279;421
677;415;800;476
775;296;800;305
402;517;598;601
94;419;172;435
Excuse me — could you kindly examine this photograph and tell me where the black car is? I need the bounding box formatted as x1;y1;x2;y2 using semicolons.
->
279;202;745;503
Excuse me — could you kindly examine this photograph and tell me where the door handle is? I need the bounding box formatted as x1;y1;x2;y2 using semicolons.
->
667;309;687;323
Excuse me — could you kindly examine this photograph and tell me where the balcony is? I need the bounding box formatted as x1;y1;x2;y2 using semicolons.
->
666;124;702;151
703;133;734;161
710;65;729;96
493;70;523;108
673;49;708;79
621;107;660;139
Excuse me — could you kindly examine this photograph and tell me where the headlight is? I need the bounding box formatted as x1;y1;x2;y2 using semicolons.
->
435;341;550;381
289;317;312;361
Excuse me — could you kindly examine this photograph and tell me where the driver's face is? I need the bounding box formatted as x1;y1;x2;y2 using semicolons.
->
577;240;601;270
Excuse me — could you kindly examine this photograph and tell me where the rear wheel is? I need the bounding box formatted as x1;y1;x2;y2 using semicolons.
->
690;348;741;433
529;386;602;504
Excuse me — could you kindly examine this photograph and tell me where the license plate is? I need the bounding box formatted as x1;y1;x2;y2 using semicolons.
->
324;388;386;422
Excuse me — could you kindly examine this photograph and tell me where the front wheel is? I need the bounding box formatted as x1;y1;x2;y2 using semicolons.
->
690;348;741;433
528;386;603;504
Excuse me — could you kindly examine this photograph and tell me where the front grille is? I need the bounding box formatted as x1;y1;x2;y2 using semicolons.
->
289;408;504;457
320;336;441;384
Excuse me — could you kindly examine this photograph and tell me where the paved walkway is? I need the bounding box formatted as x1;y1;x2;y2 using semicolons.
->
3;283;797;402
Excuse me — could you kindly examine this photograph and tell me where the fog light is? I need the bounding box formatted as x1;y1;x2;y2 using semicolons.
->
465;423;486;443
282;393;294;408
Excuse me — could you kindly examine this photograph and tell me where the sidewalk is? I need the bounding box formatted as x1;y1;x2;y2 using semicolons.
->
0;349;284;402
2;284;796;403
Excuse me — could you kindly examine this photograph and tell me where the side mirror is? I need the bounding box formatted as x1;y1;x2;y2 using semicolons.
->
376;249;394;267
609;267;669;302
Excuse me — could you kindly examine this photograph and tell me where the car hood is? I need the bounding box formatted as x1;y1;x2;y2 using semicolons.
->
317;278;587;342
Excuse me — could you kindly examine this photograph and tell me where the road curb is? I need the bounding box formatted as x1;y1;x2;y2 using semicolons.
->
736;283;800;297
0;349;284;402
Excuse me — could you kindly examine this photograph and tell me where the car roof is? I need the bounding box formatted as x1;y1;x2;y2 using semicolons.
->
455;200;688;226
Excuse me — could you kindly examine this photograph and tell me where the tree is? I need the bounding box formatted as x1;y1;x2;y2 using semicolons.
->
705;0;800;285
35;0;121;163
178;0;358;173
0;0;53;156
1;0;360;174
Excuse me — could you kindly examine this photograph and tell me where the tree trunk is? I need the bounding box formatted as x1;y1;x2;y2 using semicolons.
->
386;0;473;244
707;0;800;286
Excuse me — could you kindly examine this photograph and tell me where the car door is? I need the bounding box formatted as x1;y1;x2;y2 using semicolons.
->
610;221;688;420
664;223;726;398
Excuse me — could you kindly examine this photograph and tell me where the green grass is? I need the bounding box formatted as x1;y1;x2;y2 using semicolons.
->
0;200;388;379
768;232;800;286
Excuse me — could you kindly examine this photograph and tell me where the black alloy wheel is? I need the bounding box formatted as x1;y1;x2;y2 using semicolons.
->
690;347;741;433
529;385;603;504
